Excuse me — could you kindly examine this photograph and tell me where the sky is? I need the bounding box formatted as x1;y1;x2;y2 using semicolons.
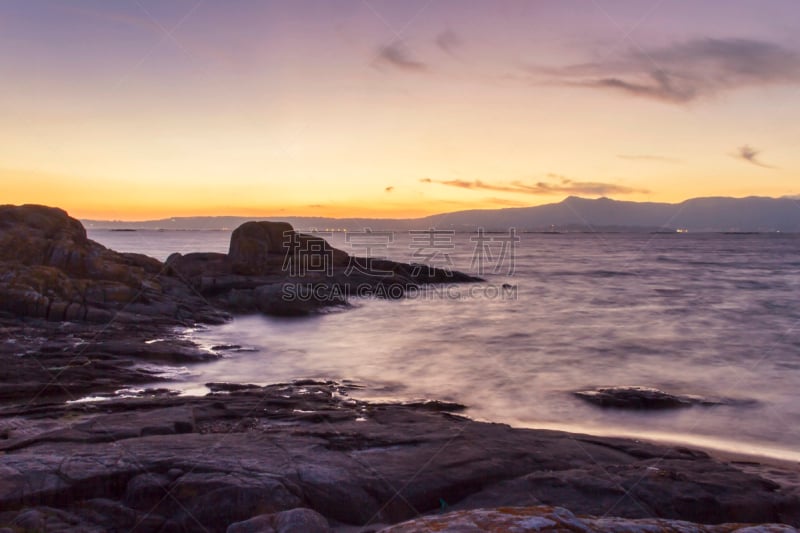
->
1;0;799;220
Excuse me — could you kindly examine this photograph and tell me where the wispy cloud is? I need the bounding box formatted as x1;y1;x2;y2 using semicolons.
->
734;145;775;168
421;175;647;196
57;4;159;35
618;154;680;163
532;38;800;104
375;42;427;72
436;30;462;57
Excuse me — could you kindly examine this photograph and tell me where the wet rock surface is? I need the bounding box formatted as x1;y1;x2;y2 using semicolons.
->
0;315;217;404
1;381;798;532
573;386;749;409
382;506;798;532
2;205;799;532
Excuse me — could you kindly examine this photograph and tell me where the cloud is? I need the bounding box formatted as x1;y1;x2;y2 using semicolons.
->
618;154;680;163
375;42;427;72
422;175;647;196
436;30;462;56
433;179;519;193
419;178;433;183
57;4;160;35
385;186;395;193
532;38;800;104
734;145;775;168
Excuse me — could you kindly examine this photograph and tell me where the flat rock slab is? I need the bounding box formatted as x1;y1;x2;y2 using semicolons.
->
573;386;752;409
1;382;798;532
380;506;799;532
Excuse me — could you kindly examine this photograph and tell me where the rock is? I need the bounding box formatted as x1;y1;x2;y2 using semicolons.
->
1;206;480;322
206;382;261;392
0;382;797;531
254;282;348;316
228;221;296;275
227;508;331;533
273;508;331;533
170;472;303;531
574;386;722;409
166;252;232;280
401;400;467;412
227;514;278;533
0;315;226;404
379;506;799;532
124;472;172;510
10;509;46;531
0;204;228;324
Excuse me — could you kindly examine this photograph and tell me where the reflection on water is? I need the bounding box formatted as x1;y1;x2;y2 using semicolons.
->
90;230;800;460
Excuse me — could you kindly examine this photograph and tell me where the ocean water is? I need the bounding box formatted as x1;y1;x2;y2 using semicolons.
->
90;229;800;460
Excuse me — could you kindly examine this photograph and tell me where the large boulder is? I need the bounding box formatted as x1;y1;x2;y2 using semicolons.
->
0;204;225;323
0;204;158;284
228;221;349;276
228;221;296;275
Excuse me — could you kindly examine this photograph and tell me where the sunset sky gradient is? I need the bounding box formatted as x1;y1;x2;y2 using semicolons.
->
2;0;799;219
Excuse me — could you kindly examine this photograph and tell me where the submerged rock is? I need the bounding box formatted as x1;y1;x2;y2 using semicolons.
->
574;386;724;409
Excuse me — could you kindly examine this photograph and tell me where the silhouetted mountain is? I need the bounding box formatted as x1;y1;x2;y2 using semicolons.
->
82;195;800;233
422;196;800;232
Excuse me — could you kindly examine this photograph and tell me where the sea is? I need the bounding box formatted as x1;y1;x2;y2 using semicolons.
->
88;228;800;462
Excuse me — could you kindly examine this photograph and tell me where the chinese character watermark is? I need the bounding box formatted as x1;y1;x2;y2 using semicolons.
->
470;228;519;276
343;228;394;277
282;231;334;276
408;228;455;277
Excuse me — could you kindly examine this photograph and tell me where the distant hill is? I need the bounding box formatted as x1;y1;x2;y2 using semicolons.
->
82;195;800;233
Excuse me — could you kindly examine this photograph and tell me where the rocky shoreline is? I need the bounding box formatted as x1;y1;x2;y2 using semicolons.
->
2;376;799;532
2;205;800;532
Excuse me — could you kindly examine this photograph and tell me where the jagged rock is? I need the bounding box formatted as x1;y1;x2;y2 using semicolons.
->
0;383;797;531
0;204;228;324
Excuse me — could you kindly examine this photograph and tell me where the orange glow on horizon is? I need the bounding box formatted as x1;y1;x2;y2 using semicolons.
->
2;1;799;220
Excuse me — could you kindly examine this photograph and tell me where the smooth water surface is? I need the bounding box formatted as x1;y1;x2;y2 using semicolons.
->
90;229;800;460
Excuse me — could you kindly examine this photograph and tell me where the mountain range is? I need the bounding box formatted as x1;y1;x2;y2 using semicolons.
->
82;195;800;233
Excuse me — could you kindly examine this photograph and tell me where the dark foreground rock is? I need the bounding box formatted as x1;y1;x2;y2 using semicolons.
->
1;381;798;532
382;506;798;532
0;314;221;404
